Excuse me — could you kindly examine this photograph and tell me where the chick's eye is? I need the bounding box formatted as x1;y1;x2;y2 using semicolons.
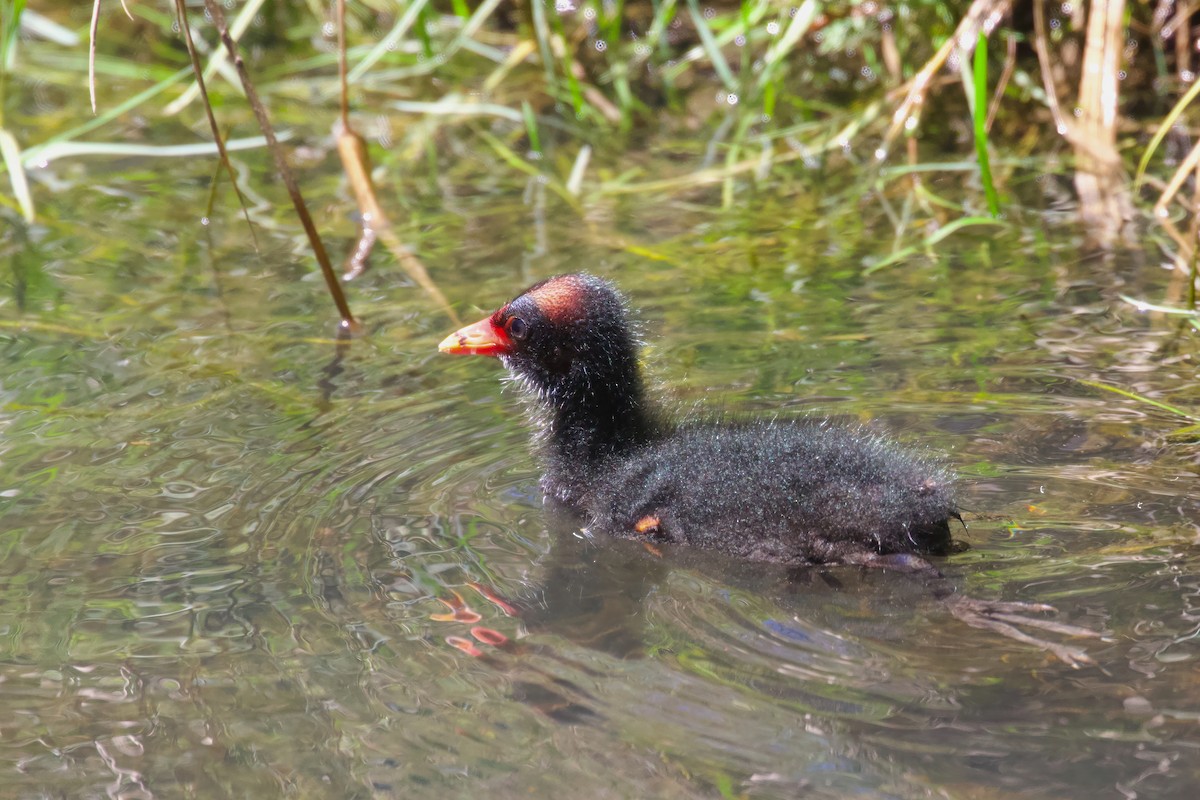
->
507;316;528;340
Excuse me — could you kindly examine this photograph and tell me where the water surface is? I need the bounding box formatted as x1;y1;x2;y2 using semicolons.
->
1;146;1198;799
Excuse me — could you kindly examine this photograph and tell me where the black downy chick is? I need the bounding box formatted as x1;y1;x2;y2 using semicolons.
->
439;274;1098;664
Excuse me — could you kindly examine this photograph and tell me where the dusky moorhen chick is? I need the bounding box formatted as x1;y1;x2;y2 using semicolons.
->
439;273;1098;665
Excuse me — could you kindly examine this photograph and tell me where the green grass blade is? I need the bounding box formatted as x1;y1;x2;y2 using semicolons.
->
414;3;435;60
529;0;558;98
1168;422;1200;439
546;3;584;116
390;96;525;123
0;0;27;124
665;2;765;85
521;101;541;155
1076;379;1199;422
879;157;1042;177
433;0;504;72
973;32;1000;217
645;0;678;64
1;0;27;70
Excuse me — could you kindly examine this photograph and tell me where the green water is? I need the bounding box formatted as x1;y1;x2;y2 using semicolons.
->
2;124;1199;799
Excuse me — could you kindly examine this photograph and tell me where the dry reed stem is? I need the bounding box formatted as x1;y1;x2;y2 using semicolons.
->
1078;1;1124;148
1074;0;1133;247
1172;1;1194;80
337;0;349;130
335;127;460;325
985;33;1017;132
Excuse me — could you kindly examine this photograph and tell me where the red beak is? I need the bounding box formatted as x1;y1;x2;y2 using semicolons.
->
438;316;512;357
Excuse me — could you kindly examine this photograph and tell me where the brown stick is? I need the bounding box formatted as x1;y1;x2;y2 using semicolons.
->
202;0;358;330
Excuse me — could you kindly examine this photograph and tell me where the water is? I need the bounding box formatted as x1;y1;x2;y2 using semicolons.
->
1;149;1198;799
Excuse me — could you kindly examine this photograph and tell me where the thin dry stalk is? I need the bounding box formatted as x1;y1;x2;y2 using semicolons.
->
173;0;258;251
202;0;358;329
337;0;349;129
1032;0;1069;135
1160;0;1193;38
985;32;1017;132
1152;215;1200;308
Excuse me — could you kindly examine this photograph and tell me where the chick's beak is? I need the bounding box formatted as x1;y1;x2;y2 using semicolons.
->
438;317;512;357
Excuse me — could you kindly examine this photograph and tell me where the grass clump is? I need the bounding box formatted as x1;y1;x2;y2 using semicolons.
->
0;0;1198;305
